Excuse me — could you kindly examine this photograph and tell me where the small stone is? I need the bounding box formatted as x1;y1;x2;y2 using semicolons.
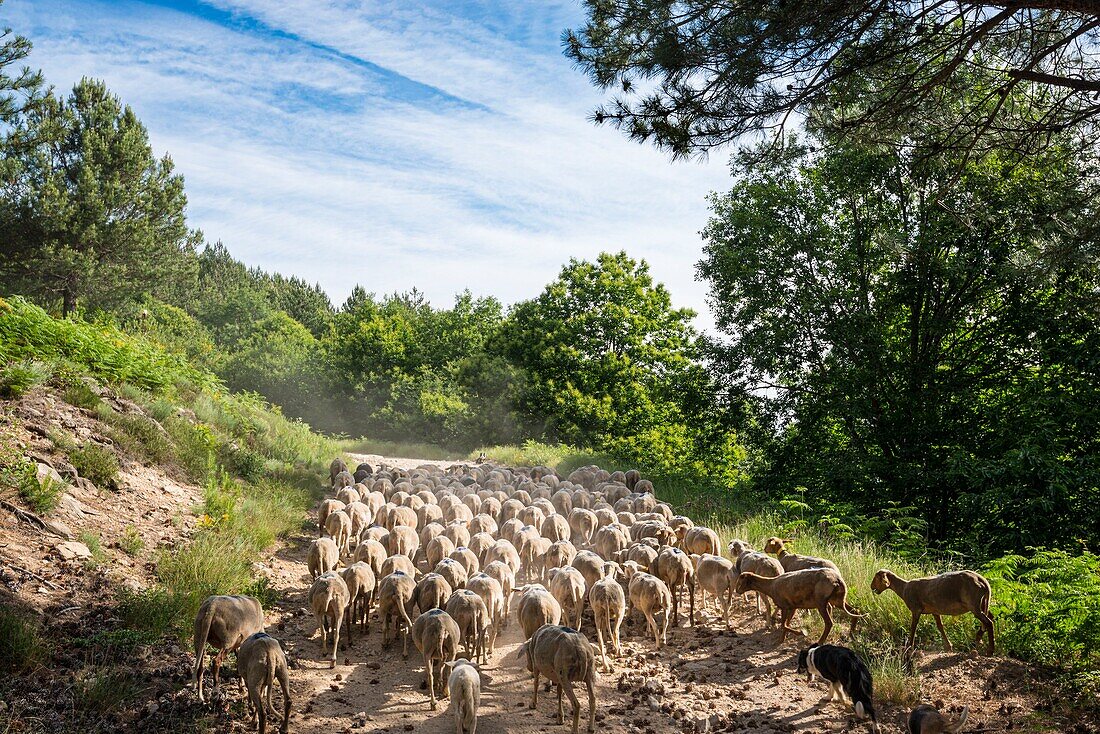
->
56;541;91;560
329;683;339;691
335;674;343;681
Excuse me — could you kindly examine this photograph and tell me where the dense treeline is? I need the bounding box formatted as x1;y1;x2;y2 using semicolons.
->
2;4;1099;562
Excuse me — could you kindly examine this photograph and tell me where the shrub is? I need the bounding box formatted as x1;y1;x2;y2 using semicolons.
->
79;531;109;568
70;443;119;487
0;605;46;672
985;548;1100;695
0;359;52;398
97;404;173;464
62;381;103;410
119;526;144;556
16;462;64;514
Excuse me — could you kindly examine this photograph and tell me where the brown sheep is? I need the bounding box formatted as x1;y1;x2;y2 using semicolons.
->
736;568;862;645
516;624;596;734
236;632;290;734
871;569;994;653
192;594;265;702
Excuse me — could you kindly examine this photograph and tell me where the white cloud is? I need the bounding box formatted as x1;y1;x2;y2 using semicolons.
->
6;0;731;331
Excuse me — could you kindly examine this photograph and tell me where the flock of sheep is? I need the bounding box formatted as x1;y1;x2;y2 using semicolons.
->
189;458;992;734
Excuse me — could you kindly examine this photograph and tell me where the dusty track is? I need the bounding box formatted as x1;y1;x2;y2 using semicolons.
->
251;460;1054;734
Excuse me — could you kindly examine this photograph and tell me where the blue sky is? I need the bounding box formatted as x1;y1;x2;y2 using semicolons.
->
6;0;731;328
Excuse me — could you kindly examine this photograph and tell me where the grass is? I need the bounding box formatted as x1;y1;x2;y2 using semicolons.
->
119;526;144;556
123;472;318;639
62;380;104;411
79;531;110;569
468;440;577;468
0;605;46;673
70;443;119;487
17;463;65;514
0;358;53;398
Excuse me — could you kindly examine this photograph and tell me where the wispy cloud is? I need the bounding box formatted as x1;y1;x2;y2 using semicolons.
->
6;0;731;327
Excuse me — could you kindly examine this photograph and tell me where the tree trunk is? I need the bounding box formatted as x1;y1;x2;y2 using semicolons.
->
62;287;75;318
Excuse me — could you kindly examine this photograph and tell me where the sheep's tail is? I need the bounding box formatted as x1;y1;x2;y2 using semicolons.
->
398;597;413;631
192;608;213;690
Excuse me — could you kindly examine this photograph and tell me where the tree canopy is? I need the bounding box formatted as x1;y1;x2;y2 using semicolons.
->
0;79;198;315
698;135;1100;556
565;0;1100;158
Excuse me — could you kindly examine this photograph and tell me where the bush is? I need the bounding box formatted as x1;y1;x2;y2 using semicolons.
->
0;605;46;672
78;531;109;568
70;443;119;487
985;548;1100;695
96;404;173;464
119;526;144;556
0;358;52;398
62;380;103;410
17;463;64;514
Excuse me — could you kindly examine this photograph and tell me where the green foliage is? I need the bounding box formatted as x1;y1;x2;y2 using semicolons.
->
70;443;119;487
73;662;145;715
0;78;199;315
18;464;63;513
119;526;143;556
985;549;1100;693
0;296;216;394
97;404;173;465
78;531;109;568
0;605;46;673
0;358;52;398
62;380;103;410
700;138;1100;558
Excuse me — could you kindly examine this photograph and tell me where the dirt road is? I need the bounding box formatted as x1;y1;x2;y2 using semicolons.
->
255;459;1047;734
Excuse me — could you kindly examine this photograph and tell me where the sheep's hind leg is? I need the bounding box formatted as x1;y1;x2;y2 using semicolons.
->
933;614;952;651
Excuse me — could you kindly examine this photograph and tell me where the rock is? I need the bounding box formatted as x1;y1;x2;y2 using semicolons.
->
56;541;91;560
56;493;87;518
44;520;73;540
35;463;64;487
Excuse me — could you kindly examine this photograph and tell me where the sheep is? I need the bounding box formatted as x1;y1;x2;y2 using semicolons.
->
484;538;521;577
907;704;969;734
654;546;695;627
735;568;862;645
570;550;605;592
381;553;418;579
468;532;496;568
542;539;577;578
514;584;563;640
307;537;339;579
763;536;841;574
336;486;360;506
445;589;490;664
483;560;516;628
624;567;672;649
443;658;481;734
412;608;460;711
469;513;498;536
324;510;353;555
344;501;372;543
378;570;417;658
236;632;290;734
736;551;785;622
548;566;587;630
516;624;596;734
413;572;453;614
333;470;354;490
341;561;376;633
384;525;420;559
330;457;348;485
593;524;629;560
871;569;994;653
192;594;265;703
679;526;720;556
317;499;345;536
435;557;469;590
568;508;598;546
466;572;504;656
444;521;472;549
308;571;351;668
514;525;543;582
450;546;480;577
620;542;658;572
388;504;418;530
588;563;626;672
427;534;457;570
541;513;571;543
352;538;387;579
692;553;735;627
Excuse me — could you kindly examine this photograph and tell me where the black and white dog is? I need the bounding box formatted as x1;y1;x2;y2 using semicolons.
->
797;644;880;732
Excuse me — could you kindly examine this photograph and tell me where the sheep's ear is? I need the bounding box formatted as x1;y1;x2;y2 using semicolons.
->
514;643;528;661
443;661;455;669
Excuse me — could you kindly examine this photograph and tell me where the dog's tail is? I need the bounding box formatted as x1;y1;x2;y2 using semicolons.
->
847;654;878;727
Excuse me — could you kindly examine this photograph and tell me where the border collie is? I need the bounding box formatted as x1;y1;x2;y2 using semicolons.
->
797;644;880;732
